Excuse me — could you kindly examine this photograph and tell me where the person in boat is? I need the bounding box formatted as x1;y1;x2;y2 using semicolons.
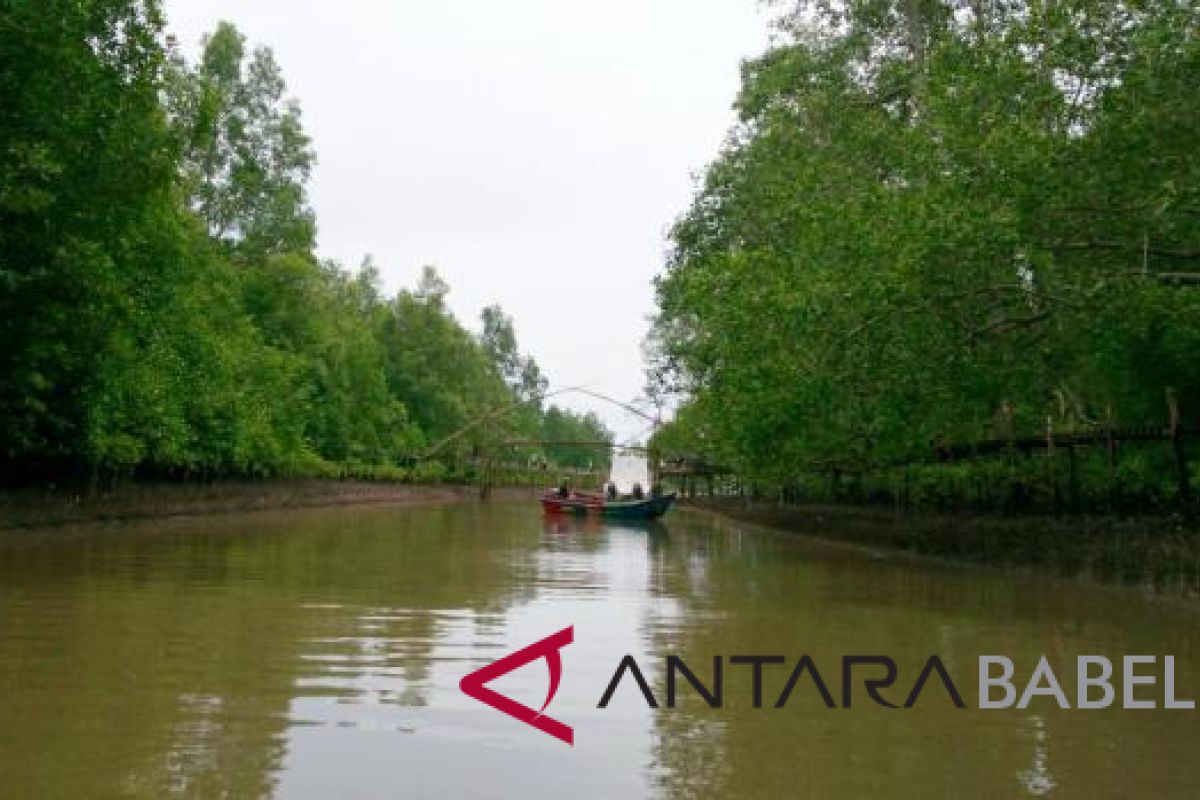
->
631;482;645;500
557;480;570;498
605;482;618;501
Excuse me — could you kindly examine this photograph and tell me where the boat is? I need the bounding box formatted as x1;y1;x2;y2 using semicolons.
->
541;449;675;519
540;489;675;519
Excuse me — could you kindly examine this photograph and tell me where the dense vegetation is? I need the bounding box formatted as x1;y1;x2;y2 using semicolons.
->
650;0;1200;508
0;3;609;485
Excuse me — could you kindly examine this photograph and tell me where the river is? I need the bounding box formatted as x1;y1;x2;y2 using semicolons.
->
1;501;1198;798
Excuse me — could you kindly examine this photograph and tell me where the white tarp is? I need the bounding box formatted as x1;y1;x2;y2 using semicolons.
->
607;451;650;494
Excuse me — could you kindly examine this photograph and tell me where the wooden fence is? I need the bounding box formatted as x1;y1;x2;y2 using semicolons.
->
657;404;1198;514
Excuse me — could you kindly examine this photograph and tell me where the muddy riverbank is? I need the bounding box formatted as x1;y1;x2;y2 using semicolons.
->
9;483;1197;599
0;480;539;530
685;498;1200;598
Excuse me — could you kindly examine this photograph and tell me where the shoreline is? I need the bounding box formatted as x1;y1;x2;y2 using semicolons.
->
7;481;1199;600
682;498;1200;599
0;480;539;531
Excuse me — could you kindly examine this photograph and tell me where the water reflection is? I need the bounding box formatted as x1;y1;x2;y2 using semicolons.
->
1;502;1199;798
541;513;669;539
1017;714;1057;796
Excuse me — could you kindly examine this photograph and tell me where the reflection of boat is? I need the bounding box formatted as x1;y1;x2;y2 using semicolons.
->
541;512;604;536
540;490;675;519
541;513;669;537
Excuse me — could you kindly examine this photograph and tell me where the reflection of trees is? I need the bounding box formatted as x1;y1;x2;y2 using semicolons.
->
0;551;299;799
638;512;1200;798
0;502;534;798
6;503;1200;797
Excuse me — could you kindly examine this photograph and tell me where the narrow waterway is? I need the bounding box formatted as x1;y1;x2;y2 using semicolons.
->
1;501;1197;798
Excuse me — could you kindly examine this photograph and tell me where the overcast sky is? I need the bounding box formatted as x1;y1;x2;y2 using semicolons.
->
164;0;772;442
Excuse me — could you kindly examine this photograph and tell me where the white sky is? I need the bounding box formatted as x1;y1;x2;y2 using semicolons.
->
164;0;772;442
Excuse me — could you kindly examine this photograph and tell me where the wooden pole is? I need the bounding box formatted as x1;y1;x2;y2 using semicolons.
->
1105;405;1117;511
1067;445;1079;514
1046;415;1060;514
1168;388;1190;507
480;418;492;500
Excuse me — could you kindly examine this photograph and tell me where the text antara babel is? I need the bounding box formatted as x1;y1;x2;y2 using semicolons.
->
597;654;1196;710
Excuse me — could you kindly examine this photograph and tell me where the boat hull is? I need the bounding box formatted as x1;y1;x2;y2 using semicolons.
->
540;492;675;519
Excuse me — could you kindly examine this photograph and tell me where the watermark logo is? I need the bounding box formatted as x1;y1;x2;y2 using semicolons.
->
461;628;1195;746
459;625;574;745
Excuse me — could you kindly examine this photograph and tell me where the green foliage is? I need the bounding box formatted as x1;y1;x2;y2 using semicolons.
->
168;21;316;257
1;0;176;475
482;304;549;406
539;406;612;470
651;1;1200;491
0;10;610;485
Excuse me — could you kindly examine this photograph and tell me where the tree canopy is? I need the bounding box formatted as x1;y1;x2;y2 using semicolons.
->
0;4;610;484
650;0;1200;486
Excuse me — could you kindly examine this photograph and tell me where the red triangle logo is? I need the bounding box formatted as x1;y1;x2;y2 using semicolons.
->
459;626;574;745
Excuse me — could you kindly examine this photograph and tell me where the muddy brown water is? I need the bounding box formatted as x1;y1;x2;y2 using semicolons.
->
1;502;1197;798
